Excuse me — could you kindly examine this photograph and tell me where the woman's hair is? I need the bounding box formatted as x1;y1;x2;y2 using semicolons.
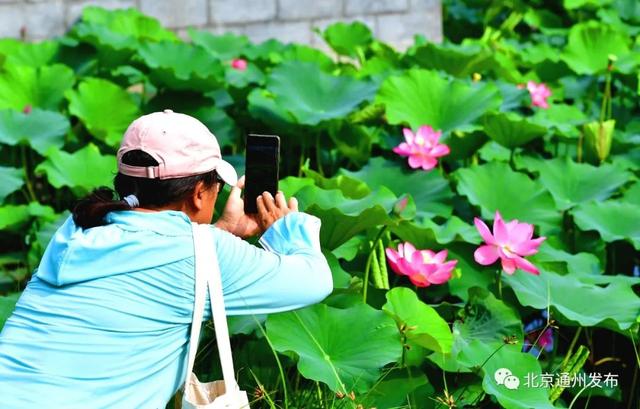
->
72;150;218;229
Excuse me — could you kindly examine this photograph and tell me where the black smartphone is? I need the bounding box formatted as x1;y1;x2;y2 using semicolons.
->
244;134;280;214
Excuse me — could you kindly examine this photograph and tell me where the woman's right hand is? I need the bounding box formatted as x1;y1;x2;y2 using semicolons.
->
256;190;298;232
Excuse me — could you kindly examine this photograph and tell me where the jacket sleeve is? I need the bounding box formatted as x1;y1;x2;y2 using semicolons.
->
208;211;333;316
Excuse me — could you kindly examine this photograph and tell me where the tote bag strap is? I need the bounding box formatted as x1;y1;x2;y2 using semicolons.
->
186;223;240;394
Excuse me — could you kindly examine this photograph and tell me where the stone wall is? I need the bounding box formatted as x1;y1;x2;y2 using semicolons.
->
0;0;442;49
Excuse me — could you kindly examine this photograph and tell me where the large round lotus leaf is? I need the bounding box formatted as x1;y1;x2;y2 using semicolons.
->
562;21;631;74
518;157;631;210
0;166;24;203
341;156;454;218
322;21;372;58
295;184;396;250
0;39;58;67
377;69;501;133
266;303;401;393
572;201;640;249
382;287;453;353
35;144;116;197
504;265;640;331
409;41;494;78
360;369;429;409
138;42;224;91
224;62;265;89
455;162;561;233
531;103;587;139
188;29;249;60
266;61;377;126
66;78;140;147
247;88;298;132
0;202;54;231
0;292;20;329
0;63;75;111
0;108;70;155
482;111;547;149
72;6;177;65
187;105;238;149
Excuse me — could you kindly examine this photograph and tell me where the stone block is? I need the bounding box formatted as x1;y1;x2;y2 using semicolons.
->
409;0;439;11
345;0;407;16
0;1;66;39
210;0;276;24
376;9;442;49
277;0;342;21
238;20;312;44
140;0;208;28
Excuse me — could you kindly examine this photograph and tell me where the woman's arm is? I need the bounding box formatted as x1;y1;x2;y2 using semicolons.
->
210;212;333;315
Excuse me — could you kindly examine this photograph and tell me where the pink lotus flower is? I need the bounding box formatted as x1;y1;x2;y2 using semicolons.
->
386;242;457;287
393;125;450;171
474;211;546;275
526;81;551;109
231;58;248;71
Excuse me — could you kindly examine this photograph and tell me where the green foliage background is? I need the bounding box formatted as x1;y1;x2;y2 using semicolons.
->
0;1;639;408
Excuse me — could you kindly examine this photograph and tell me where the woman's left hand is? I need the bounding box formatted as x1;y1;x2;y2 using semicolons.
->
214;176;260;239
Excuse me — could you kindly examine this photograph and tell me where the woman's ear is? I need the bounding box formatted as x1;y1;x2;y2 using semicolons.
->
191;181;207;211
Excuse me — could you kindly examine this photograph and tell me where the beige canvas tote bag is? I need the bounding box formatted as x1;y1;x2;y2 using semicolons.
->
182;223;250;409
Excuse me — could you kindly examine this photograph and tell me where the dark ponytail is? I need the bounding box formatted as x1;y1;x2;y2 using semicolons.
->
72;150;218;229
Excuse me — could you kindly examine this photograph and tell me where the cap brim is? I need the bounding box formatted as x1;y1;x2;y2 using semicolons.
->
216;159;238;186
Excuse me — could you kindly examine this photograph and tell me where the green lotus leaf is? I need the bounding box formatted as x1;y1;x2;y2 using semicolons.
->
504;265;640;331
483;111;547;149
266;303;401;393
383;287;453;353
138;42;225;91
478;141;511;162
465;342;556;409
187;105;238;149
295;184;396;249
266;61;377;126
27;211;69;269
224;62;265;89
188;29;250;60
341;156;454;218
71;6;177;65
531;241;601;276
391;216;481;249
572;201;640;249
455;162;561;233
66;78;140;147
446;245;494;301
247;88;298;132
452;287;524;357
622;181;640;204
377;68;501;132
518;157;631;210
0;166;24;203
322;250;351;289
0;63;75;111
322;21;372;59
0;202;54;231
0;293;20;329
360;369;429;409
35;144;117;197
327;123;374;166
531;103;587;138
281;44;336;72
409;41;494;78
243;39;288;63
562;21;631;74
0;108;70;155
301;167;371;199
0;39;58;67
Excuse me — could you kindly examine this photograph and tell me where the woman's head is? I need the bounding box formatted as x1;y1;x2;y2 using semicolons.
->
72;110;238;229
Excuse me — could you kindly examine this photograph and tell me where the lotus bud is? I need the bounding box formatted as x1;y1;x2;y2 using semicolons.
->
583;119;615;163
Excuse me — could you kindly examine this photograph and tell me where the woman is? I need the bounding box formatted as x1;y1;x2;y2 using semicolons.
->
0;110;333;408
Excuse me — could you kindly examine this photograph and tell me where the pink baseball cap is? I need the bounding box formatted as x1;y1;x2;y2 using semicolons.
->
117;109;238;186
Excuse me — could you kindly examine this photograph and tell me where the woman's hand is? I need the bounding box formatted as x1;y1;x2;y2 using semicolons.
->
256;190;298;232
215;176;298;238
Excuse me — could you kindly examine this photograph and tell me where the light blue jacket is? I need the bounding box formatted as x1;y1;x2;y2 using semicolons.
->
0;210;332;408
